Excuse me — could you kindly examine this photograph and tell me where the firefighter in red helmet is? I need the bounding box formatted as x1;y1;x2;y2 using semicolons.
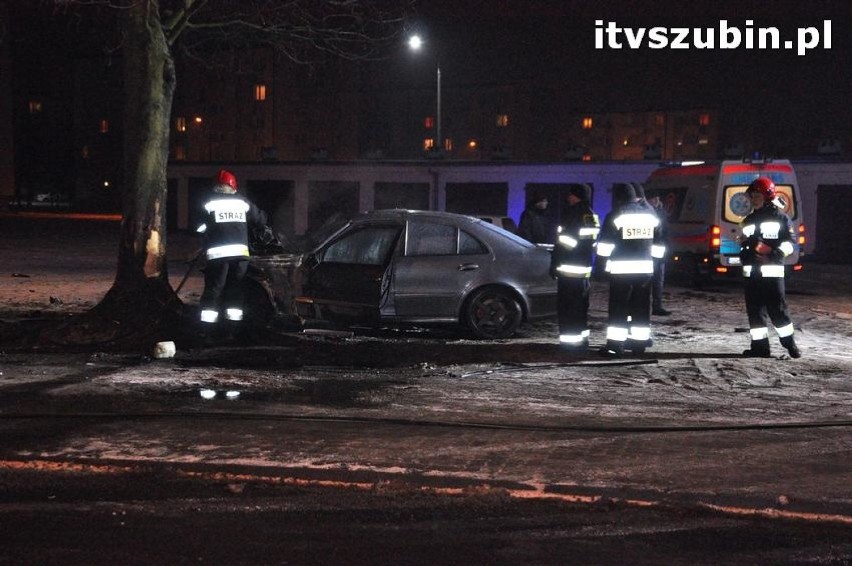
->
196;169;268;342
739;176;801;358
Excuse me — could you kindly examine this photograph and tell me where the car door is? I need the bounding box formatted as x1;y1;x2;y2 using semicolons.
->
301;223;402;320
392;219;491;319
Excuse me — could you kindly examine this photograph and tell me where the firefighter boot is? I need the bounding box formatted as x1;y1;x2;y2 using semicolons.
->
780;336;802;359
743;339;771;358
599;340;624;358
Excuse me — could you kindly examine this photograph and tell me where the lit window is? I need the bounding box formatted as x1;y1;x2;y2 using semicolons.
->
582;154;592;161
81;145;90;159
255;84;267;101
444;138;453;152
655;113;665;126
194;116;203;125
424;116;434;129
176;117;187;132
698;136;709;145
622;137;629;146
423;138;435;151
496;114;509;127
699;113;711;126
582;117;593;129
468;139;477;149
175;146;187;160
28;100;42;114
99;119;109;133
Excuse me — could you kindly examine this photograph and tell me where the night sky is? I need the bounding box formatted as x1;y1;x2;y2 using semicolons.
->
412;0;852;135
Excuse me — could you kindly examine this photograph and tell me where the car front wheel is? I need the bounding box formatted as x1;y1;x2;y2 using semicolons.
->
464;287;523;339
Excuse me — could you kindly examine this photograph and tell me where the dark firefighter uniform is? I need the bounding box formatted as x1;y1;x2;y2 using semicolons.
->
739;177;801;358
197;169;267;330
550;184;599;349
596;183;665;357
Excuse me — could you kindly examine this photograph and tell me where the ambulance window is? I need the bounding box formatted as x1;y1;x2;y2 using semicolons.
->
723;184;798;223
645;187;688;222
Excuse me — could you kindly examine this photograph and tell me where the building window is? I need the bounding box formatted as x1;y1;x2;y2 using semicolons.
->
622;137;630;146
424;116;434;129
698;135;710;145
81;145;90;159
99;119;109;133
582;117;593;129
423;138;435;151
655;113;665;126
175;146;187;160
496;114;509;127
699;113;711;126
444;138;453;152
175;117;187;132
468;139;478;149
582;154;592;162
194;115;203;125
28;100;42;114
255;84;267;101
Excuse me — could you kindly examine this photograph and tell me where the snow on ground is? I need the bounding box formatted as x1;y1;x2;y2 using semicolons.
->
1;215;851;427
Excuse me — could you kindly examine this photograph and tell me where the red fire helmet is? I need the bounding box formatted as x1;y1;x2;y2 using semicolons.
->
746;176;775;200
216;169;238;191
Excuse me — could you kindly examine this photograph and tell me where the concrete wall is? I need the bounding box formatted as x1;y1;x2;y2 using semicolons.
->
169;159;852;255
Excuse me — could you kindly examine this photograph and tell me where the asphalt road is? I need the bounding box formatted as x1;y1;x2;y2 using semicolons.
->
1;215;851;564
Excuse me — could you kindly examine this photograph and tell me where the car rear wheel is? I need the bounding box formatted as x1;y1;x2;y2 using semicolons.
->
464;287;523;339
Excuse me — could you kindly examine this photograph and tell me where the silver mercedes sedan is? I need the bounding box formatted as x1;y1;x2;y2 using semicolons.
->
292;209;557;338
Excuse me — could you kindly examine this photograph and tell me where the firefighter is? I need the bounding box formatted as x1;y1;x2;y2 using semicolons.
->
739;177;801;358
596;183;665;357
197;169;268;341
550;184;599;350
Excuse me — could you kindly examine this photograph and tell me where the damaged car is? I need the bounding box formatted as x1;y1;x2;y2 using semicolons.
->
289;209;557;339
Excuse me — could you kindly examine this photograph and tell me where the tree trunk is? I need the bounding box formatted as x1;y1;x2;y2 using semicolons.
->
41;1;189;352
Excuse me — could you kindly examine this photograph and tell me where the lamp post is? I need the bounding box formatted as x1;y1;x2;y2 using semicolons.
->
408;35;441;155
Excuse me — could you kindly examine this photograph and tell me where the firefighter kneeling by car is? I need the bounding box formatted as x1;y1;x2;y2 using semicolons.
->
739;176;801;359
550;184;599;351
596;183;665;358
196;169;268;343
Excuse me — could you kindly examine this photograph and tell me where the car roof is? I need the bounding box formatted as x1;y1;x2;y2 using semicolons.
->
354;209;479;224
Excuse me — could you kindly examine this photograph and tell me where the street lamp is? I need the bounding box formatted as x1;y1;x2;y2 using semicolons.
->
408;35;441;155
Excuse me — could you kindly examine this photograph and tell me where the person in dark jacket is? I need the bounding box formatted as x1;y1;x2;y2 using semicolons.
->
739;177;801;358
596;183;665;357
550;184;599;350
197;169;268;339
647;194;671;316
517;191;551;244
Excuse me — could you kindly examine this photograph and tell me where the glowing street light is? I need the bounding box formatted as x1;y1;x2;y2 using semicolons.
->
408;34;441;156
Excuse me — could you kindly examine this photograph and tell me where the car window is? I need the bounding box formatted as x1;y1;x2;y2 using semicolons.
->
459;229;488;255
476;220;535;247
322;225;400;265
723;184;798;223
406;221;457;256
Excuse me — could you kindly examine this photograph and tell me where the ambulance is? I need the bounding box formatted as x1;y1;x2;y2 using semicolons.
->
642;159;806;282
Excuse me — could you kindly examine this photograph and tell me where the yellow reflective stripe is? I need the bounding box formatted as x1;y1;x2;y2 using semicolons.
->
628;326;651;341
776;323;795;337
742;224;756;237
558;234;578;248
608;260;654;274
200;309;219;323
559;330;590;344
225;308;244;321
597;242;615;257
613;212;660;229
651;244;666;259
750;327;769;340
606;326;629;341
207;244;250;260
557;264;592;276
760;265;785;277
779;241;794;256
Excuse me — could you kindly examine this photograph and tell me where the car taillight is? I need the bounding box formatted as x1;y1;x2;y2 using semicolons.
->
798;224;806;246
709;225;721;251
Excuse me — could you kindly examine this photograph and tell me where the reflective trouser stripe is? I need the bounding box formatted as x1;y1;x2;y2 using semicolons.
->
559;330;590;344
225;308;244;321
607;260;654;274
750;327;769;340
557;264;592;277
760;265;785;277
207;244;250;260
606;326;629;342
628;326;651;341
776;323;794;338
200;309;219;323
